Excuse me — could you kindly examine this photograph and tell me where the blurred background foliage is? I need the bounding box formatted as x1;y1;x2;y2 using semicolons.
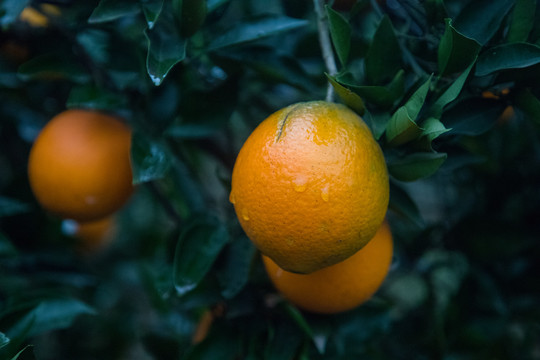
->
1;0;540;359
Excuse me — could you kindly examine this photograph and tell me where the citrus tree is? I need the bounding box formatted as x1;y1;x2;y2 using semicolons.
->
1;0;540;359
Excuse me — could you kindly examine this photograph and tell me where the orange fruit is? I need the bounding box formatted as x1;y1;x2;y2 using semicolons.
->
263;221;393;314
230;101;389;274
19;5;60;27
63;216;117;253
28;109;134;221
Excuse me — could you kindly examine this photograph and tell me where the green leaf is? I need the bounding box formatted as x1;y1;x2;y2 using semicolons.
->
0;197;31;218
326;74;365;115
264;314;305;360
339;69;405;108
476;42;540;77
389;183;423;227
438;18;480;75
453;0;514;45
66;85;128;111
173;217;229;296
0;0;29;27
429;59;475;118
139;0;164;29
17;53;91;84
180;0;208;37
416;117;451;149
76;29;110;65
88;0;140;23
145;9;186;86
282;303;313;338
130;133;172;184
0;332;9;349
326;5;351;67
515;88;540;124
507;0;536;43
9;345;33;360
0;233;18;258
385;107;423;147
388;152;447;182
442;98;506;135
8;299;95;339
385;76;432;146
365;15;402;85
208;15;308;50
217;236;256;299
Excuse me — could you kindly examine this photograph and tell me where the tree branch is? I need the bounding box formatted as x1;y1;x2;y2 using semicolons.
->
313;0;337;102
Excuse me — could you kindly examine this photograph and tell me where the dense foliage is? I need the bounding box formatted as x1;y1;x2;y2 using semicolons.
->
1;0;540;358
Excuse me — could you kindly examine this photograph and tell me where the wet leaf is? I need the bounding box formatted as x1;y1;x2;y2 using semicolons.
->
17;53;91;84
130;133;172;184
139;0;164;29
429;60;475;118
145;9;186;86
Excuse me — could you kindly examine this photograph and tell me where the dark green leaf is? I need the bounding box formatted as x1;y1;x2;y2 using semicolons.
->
0;0;29;27
139;0;164;29
88;0;140;23
0;197;31;217
339;69;405;107
180;0;208;37
145;10;186;86
515;88;540;124
76;29;110;65
326;74;365;115
388;152;447;181
0;332;9;349
265;313;305;360
453;0;514;45
365;16;401;85
173;217;229;295
130;133;172;184
326;5;351;67
8;299;95;339
389;183;423;227
438;18;480;75
66;85;128;111
442;98;505;135
476;42;540;77
217;46;313;91
386;76;432;146
282;303;313;338
17;53;91;84
9;345;33;360
217;236;256;299
507;0;536;43
429;59;475;118
208;15;308;50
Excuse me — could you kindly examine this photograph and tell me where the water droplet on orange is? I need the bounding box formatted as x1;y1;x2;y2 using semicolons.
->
229;192;236;204
242;208;250;221
321;186;329;202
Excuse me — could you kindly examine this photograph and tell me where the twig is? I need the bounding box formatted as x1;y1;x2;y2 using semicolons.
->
313;0;337;102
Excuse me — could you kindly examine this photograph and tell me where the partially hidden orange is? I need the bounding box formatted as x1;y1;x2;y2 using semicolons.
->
230;101;389;274
263;221;393;314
